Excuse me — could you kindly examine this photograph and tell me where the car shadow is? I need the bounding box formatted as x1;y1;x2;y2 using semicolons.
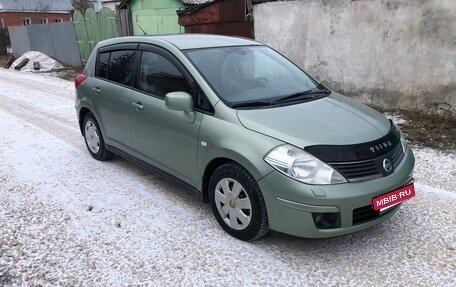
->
106;155;415;256
107;155;213;216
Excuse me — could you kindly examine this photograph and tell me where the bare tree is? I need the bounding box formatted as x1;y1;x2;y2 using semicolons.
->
71;0;92;14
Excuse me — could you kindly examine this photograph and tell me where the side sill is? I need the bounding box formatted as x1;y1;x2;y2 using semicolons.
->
106;145;203;198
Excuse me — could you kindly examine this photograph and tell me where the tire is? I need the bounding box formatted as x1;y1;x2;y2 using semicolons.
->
209;162;269;241
83;113;113;161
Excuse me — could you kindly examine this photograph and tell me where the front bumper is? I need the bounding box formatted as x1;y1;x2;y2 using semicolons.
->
257;147;415;238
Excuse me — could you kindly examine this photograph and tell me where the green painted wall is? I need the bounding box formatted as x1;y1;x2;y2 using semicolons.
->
130;0;185;36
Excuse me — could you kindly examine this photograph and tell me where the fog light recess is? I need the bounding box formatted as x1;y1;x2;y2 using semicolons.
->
312;212;341;229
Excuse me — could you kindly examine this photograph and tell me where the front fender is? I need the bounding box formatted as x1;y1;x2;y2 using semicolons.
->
197;113;282;190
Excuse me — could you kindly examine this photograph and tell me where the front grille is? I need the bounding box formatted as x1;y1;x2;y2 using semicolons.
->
353;205;379;224
305;122;406;182
329;143;404;182
391;141;405;168
330;159;380;181
352;204;398;225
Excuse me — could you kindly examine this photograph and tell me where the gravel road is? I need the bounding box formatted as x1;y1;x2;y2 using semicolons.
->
0;69;455;286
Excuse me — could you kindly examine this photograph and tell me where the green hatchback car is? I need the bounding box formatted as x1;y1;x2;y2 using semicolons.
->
75;34;415;241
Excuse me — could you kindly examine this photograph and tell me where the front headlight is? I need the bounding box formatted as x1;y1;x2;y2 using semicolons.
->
393;123;408;153
400;135;407;153
264;145;347;185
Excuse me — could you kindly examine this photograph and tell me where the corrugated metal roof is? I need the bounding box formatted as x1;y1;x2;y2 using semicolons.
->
180;0;214;4
177;0;223;16
0;0;73;12
118;0;215;10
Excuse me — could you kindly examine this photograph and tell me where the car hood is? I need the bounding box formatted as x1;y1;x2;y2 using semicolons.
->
236;93;391;147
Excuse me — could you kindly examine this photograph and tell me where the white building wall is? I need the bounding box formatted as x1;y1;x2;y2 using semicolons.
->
254;0;456;108
92;0;119;12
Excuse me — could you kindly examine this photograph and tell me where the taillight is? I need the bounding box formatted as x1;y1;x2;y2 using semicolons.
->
75;74;88;88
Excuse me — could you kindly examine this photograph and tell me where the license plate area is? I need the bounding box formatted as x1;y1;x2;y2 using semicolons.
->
372;183;415;211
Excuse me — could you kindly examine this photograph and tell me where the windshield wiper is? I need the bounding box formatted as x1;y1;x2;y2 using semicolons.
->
272;89;331;104
230;88;331;109
231;100;273;109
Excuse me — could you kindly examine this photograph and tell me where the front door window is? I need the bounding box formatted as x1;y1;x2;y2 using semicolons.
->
138;51;192;98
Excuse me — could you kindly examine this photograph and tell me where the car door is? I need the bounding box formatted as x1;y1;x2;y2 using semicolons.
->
129;45;203;186
92;44;137;152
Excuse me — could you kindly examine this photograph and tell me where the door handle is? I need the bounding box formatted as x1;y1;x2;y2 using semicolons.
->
92;87;101;94
131;102;144;111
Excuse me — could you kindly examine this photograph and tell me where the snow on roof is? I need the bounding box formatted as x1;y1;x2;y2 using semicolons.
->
0;0;73;12
180;0;214;4
118;0;214;10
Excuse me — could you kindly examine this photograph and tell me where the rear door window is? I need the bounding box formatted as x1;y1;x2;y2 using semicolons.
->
106;50;136;86
97;52;110;79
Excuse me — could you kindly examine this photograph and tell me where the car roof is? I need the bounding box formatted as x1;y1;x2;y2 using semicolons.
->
98;34;262;50
154;34;261;49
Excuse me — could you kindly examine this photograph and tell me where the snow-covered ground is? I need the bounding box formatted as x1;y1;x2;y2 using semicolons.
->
0;69;455;286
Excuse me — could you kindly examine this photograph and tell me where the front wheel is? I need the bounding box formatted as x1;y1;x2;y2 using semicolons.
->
83;113;113;161
209;163;269;241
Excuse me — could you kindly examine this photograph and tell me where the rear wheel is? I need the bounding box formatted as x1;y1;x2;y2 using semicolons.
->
209;162;269;241
83;113;113;161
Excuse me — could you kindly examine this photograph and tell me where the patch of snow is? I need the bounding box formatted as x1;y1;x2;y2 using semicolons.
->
0;70;455;286
415;183;456;200
412;146;456;192
9;51;64;72
181;0;214;4
384;112;407;125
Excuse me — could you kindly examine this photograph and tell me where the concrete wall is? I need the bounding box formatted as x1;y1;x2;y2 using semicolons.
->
254;0;456;108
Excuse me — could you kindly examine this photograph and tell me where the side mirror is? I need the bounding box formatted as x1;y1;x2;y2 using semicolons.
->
165;91;194;112
165;91;196;123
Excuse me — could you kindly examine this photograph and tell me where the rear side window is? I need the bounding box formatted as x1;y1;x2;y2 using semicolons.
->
107;50;136;86
97;52;110;79
138;51;192;98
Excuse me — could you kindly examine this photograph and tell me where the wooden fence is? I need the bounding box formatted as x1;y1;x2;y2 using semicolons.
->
73;7;118;65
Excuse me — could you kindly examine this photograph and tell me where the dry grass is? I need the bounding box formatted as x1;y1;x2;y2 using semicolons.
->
33;67;83;81
52;67;83;81
372;102;456;152
0;55;10;67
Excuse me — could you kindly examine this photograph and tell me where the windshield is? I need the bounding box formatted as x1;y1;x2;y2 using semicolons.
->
184;45;327;107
